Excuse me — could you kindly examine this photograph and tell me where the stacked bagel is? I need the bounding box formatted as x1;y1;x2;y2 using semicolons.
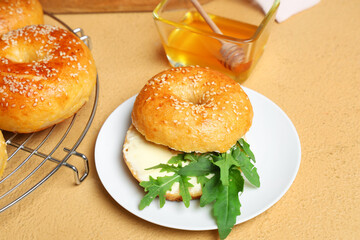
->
0;0;97;179
123;66;253;200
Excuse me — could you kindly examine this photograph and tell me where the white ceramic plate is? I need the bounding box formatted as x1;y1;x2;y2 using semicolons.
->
94;87;301;231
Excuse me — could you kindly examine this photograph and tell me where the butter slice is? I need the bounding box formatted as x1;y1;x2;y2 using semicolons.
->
122;125;202;199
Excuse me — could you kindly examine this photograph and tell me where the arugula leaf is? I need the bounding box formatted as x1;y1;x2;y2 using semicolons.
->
196;175;210;186
140;152;200;209
145;163;180;173
231;143;242;161
213;151;239;186
213;169;244;240
233;150;260;187
138;138;259;240
178;154;215;176
238;139;255;162
179;176;194;207
230;140;260;187
230;169;245;193
199;170;220;207
184;153;198;162
139;175;180;210
168;154;186;164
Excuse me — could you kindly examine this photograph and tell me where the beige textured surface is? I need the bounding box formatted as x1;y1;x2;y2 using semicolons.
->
2;0;360;239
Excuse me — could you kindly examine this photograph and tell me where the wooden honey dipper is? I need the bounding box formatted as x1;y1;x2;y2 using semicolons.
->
190;0;245;71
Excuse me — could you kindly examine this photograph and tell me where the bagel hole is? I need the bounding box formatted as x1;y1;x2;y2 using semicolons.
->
187;94;202;105
5;46;45;63
187;92;210;105
172;88;209;105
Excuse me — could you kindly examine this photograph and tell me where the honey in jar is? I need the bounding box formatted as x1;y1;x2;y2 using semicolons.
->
160;11;270;81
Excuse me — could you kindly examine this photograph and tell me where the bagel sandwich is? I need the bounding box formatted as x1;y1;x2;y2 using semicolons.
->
122;66;259;240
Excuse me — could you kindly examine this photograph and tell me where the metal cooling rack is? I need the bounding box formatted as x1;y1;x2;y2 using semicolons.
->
0;13;99;212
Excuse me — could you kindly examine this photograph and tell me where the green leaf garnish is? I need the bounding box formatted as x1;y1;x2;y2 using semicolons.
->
199;170;220;207
178;155;215;176
168;154;186;164
179;176;193;207
145;163;180;173
213;169;244;240
139;175;180;210
184;153;198;162
238;139;255;162
196;175;210;187
233;141;260;187
138;138;259;239
213;151;239;186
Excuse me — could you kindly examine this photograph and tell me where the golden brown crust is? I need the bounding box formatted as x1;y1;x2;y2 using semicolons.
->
0;25;97;133
0;130;8;179
0;0;44;35
132;66;253;153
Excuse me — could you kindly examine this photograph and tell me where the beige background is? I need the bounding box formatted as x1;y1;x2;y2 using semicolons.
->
2;0;360;239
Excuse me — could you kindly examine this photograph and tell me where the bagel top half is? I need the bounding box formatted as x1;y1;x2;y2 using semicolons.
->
131;66;253;153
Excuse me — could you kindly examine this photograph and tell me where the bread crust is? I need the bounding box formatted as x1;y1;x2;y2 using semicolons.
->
0;0;44;35
0;25;97;133
132;66;253;153
0;131;8;179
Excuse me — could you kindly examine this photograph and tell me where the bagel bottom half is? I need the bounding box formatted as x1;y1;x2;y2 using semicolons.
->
123;125;203;201
0;131;7;178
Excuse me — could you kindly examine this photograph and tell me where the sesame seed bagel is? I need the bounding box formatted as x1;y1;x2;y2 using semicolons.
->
131;66;253;153
0;25;97;133
0;0;44;35
0;130;7;179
